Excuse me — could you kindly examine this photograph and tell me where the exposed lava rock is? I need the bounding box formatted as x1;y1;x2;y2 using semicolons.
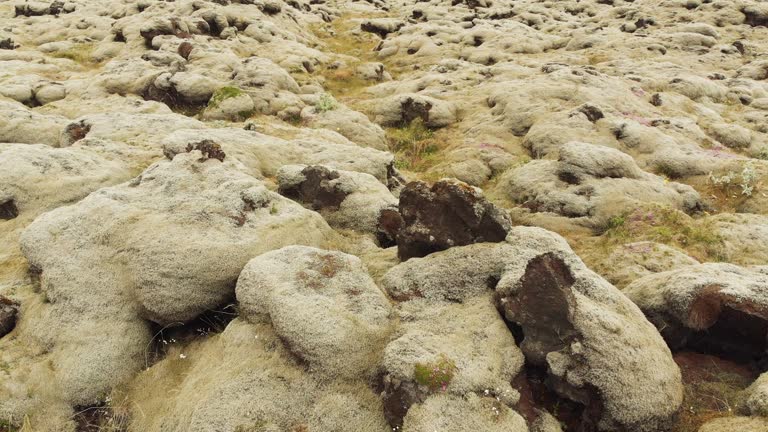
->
278;165;348;210
742;5;768;27
185;140;226;162
0;37;18;50
502;253;578;366
61;120;92;146
360;18;404;38
0;199;19;220
495;239;683;432
278;164;398;237
0;296;19;338
14;1;71;17
394;179;512;260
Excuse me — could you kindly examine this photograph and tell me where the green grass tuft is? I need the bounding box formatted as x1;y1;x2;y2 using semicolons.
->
600;205;726;262
387;118;440;171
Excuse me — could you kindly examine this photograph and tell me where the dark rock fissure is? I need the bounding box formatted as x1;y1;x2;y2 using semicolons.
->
380;380;423;429
0;296;20;338
0;199;19;220
145;302;237;366
142;82;206;115
658;307;768;367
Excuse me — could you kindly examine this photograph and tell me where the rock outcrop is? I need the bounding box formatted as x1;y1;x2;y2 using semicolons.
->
499;141;704;230
2;0;768;429
624;264;768;363
277;165;398;237
1;152;334;423
388;179;512;260
381;226;684;431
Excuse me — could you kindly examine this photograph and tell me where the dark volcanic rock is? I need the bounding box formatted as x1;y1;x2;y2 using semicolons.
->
278;165;348;210
185;140;226;162
743;5;768;27
15;1;70;17
0;296;19;338
0;199;19;220
376;207;404;248
502;253;578;366
0;37;18;50
493;236;683;432
394;179;512;260
360;18;404;38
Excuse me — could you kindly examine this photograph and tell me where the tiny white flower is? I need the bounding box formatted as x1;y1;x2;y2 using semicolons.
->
179;354;187;359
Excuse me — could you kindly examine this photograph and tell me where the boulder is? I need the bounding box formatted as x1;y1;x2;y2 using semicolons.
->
370;94;458;128
34;83;67;106
2;152;334;419
382;226;682;431
624;263;768;362
381;242;508;302
390;179;512;261
495;229;684;432
0;142;137;218
304;107;389;150
498;142;703;230
277;165;397;237
60;113;204;147
161;128;398;184
125;320;390;432
698;416;768;432
380;295;524;427
232;57;300;94
201;92;255;121
360;18;405;38
402;394;528;432
236;246;393;379
744;372;768;417
597;242;699;288
0;101;68;146
742;4;768;27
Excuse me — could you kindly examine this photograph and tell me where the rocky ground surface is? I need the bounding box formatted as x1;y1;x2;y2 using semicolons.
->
1;0;768;431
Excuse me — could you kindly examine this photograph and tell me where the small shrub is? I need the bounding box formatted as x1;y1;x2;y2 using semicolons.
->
315;93;337;113
755;146;768;161
606;215;626;230
708;161;759;197
414;354;457;392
